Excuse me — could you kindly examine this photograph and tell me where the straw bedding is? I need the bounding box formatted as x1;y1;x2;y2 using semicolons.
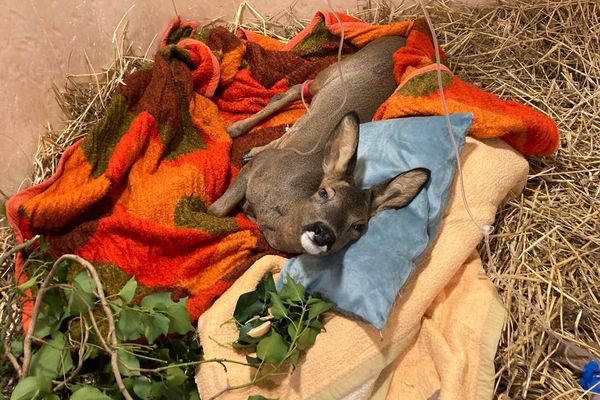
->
1;0;598;398
427;1;600;397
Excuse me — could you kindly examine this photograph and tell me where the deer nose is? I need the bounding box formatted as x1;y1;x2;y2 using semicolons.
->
304;222;336;248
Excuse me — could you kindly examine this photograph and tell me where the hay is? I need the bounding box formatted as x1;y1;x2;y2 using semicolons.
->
1;0;599;398
424;1;600;398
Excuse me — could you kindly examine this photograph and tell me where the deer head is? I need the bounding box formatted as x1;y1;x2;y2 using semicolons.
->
290;112;431;255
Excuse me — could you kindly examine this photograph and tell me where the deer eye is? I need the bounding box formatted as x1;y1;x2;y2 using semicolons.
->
352;224;366;233
318;188;329;199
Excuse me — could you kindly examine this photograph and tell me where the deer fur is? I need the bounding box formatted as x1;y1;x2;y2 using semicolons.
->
208;36;430;255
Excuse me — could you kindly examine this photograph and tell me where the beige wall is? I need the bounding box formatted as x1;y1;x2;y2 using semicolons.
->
0;0;369;196
0;0;491;197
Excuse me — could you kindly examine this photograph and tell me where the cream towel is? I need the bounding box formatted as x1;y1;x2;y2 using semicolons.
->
195;137;529;399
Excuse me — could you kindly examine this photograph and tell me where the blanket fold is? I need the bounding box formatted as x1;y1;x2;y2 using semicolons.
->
8;44;270;325
9;11;554;334
196;137;528;399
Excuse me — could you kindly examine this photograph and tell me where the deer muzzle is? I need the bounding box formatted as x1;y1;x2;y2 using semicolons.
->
300;222;336;255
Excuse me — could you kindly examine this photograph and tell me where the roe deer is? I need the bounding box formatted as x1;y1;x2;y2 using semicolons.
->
208;36;430;255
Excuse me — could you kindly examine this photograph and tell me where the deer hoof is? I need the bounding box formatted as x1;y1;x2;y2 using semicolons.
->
241;150;254;165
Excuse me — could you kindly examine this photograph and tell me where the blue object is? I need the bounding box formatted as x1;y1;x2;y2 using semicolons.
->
276;113;473;330
581;360;600;394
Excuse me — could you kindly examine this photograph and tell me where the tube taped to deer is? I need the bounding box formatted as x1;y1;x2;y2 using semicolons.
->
276;113;473;330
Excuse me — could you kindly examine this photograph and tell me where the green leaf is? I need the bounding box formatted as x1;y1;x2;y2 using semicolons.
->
287;324;297;339
82;342;101;361
140;292;173;311
33;318;51;338
66;272;95;315
10;376;41;400
132;377;152;399
33;371;52;394
278;275;305;303
149;381;167;398
74;271;94;295
295;326;319;351
246;354;262;367
307;299;335;321
69;386;112;400
232;341;258;349
117;348;140;376
166;298;194;334
256;273;277;302
233;291;265;325
289;349;300;368
165;366;188;388
10;339;23;357
143;313;171;343
16;274;40;293
42;288;65;320
156;348;171;363
309;319;325;330
269;292;287;319
41;395;60;400
34;291;65;338
248;395;278;400
256;330;288;364
116;307;143;341
29;332;73;380
237;318;266;345
111;297;123;308
118;277;137;304
32;315;52;339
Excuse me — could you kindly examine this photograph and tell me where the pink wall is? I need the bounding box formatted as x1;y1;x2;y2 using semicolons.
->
0;0;491;197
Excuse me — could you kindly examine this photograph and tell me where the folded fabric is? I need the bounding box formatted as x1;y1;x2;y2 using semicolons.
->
6;48;271;329
196;137;529;400
223;12;558;157
277;113;472;329
374;251;506;400
373;18;559;156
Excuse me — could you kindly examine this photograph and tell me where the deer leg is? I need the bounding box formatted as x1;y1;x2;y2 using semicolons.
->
226;84;303;138
241;134;288;164
207;167;251;217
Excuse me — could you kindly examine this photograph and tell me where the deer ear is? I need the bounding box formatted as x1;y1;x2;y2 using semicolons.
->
322;112;360;182
369;168;431;217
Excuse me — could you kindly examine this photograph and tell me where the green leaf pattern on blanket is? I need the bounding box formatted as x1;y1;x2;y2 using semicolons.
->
291;20;348;59
158;96;206;161
397;69;453;96
80;94;136;178
174;195;240;234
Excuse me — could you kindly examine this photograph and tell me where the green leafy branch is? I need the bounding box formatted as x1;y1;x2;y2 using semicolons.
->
209;273;335;400
2;239;335;400
3;239;206;400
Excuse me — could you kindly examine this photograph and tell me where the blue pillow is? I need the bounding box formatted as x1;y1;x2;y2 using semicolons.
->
276;113;473;330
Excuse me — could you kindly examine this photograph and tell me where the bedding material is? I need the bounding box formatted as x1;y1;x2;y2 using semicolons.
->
196;136;529;400
8;11;554;332
276;113;472;330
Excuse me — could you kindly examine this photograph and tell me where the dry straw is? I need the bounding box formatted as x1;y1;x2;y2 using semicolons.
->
424;1;599;398
1;0;598;398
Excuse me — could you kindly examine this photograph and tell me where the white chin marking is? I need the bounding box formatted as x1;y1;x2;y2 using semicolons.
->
300;231;328;255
